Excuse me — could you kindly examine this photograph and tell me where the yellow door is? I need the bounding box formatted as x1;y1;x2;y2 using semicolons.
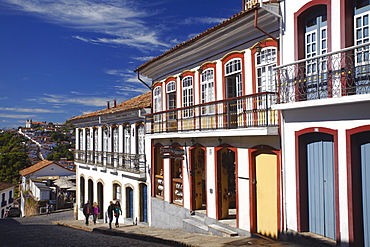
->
256;153;278;238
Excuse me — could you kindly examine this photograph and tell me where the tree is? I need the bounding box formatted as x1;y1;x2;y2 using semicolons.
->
0;152;31;184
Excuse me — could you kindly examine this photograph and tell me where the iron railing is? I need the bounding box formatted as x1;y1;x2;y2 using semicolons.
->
146;92;278;134
74;150;146;174
275;42;370;104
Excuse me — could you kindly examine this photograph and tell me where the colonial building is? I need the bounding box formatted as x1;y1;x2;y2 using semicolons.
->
68;93;151;224
0;182;16;218
19;160;75;216
136;0;281;237
274;0;370;246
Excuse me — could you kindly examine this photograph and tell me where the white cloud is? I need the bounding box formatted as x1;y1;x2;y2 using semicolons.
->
132;56;155;61
3;0;170;49
0;114;35;119
115;86;150;94
0;107;65;113
180;17;227;25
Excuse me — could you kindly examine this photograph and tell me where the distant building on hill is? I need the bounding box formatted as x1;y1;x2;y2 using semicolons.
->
26;119;47;129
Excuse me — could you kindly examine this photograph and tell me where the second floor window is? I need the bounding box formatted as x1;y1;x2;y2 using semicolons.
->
137;124;145;155
86;129;90;151
124;126;131;154
93;128;98;152
103;127;109;152
167;81;176;120
225;59;242;99
201;69;215;103
154;86;162;113
182;76;193;118
255;47;277;92
79;129;83;150
112;127;119;153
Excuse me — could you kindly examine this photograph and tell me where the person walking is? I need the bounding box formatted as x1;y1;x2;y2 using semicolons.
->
107;201;115;229
114;201;122;228
92;202;99;225
82;200;92;226
45;204;50;215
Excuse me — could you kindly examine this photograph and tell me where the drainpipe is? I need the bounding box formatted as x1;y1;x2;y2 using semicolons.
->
258;0;286;233
254;8;278;42
258;0;284;64
137;70;152;90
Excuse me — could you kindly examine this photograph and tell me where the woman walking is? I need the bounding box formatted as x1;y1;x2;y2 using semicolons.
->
92;202;99;225
114;201;122;227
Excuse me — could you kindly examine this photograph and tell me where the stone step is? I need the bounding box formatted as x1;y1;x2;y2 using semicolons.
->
208;224;238;237
182;218;209;235
191;214;206;223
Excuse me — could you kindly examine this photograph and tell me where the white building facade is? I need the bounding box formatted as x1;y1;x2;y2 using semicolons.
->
0;182;16;218
69;93;151;225
274;0;370;246
136;1;282;238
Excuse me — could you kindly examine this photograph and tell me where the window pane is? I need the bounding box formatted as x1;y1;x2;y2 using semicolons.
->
364;15;369;26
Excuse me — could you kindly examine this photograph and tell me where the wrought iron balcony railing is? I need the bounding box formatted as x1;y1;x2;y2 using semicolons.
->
146;92;278;134
275;42;370;104
74;150;146;174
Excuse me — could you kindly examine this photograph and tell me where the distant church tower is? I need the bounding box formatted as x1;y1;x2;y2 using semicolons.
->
26;119;32;128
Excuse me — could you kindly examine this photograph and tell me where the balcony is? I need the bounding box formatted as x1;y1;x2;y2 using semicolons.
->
275;43;370;105
75;150;146;175
146;92;278;134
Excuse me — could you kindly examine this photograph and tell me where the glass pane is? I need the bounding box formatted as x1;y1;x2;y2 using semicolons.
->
364;27;369;38
312;43;316;52
358;29;363;39
357;17;362;28
312;33;316;42
364;15;369;26
307;34;311;43
322;40;326;49
322;29;326;39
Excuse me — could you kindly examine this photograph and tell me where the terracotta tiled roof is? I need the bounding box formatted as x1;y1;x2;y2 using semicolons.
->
19;160;72;177
0;181;15;191
135;9;253;73
68;91;151;122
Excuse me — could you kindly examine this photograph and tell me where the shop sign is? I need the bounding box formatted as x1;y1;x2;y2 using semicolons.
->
160;147;184;159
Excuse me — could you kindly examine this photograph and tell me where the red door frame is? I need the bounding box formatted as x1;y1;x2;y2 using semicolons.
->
214;144;238;227
189;144;207;213
248;145;281;236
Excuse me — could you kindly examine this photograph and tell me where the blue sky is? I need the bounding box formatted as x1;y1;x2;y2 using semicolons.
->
0;0;241;129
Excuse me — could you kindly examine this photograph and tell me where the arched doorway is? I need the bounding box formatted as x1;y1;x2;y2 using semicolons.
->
298;131;336;240
88;179;93;204
140;183;148;223
79;176;85;208
250;147;280;239
97;182;104;219
190;146;206;211
348;129;370;246
126;187;133;219
216;147;236;220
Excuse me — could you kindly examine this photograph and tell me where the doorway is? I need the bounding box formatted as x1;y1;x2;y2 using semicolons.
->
191;147;206;211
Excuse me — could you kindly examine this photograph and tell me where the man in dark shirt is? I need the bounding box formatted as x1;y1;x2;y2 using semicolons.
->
82;200;92;226
107;201;115;229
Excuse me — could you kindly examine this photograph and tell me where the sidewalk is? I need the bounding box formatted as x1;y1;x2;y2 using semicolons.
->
52;219;303;246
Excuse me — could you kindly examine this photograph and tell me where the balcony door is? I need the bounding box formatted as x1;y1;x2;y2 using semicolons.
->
304;7;328;100
225;59;242;129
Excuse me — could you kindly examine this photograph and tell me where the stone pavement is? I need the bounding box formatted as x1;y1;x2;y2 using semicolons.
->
52;219;305;246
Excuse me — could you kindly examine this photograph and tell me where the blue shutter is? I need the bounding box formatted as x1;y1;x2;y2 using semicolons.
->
307;136;335;239
143;185;148;223
361;142;370;246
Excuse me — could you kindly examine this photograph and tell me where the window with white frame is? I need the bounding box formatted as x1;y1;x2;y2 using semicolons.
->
124;125;131;154
154;86;162;113
79;129;83;150
137;124;145;155
255;47;277;92
112;127;119;153
166;81;176;120
201;69;215;114
86;128;90;151
225;59;242;99
304;8;328;99
354;1;370;94
182;76;193;118
94;128;98;151
103;127;109;152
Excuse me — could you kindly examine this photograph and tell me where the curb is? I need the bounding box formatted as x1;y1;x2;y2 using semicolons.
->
54;222;191;246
